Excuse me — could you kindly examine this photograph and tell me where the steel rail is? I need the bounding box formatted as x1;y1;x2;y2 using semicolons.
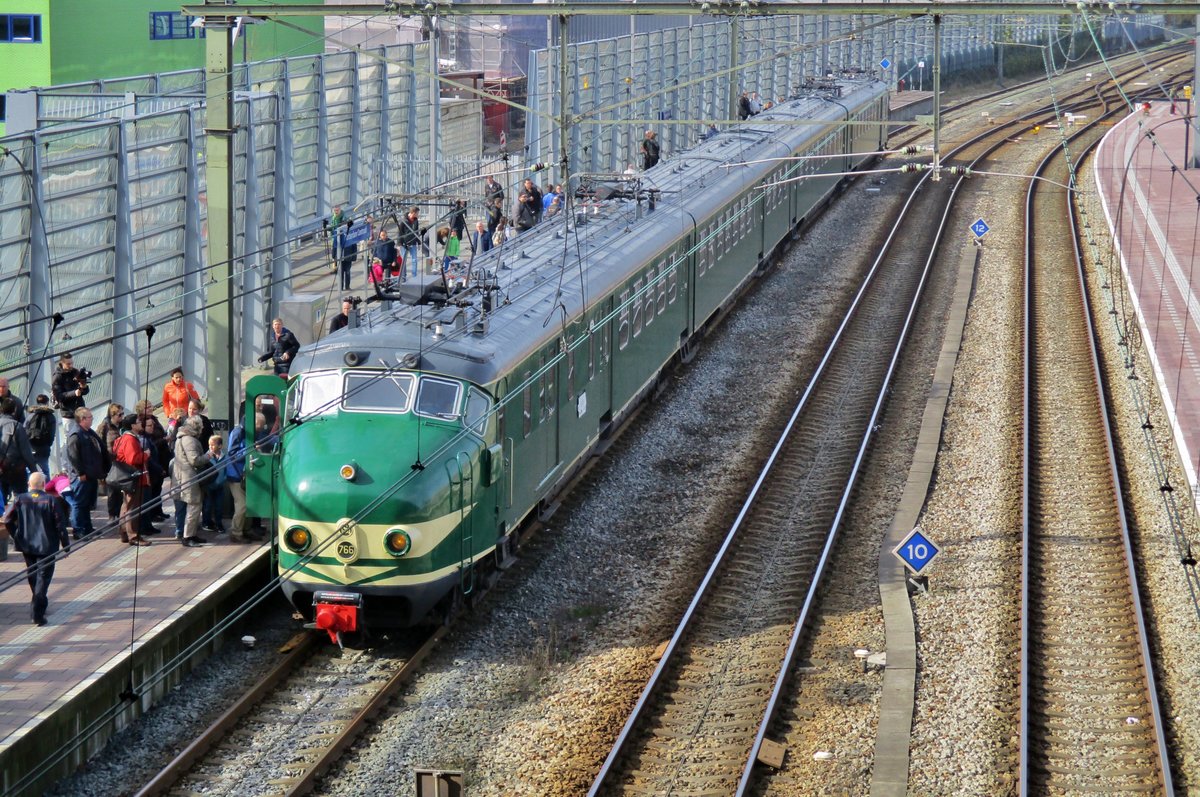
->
733;75;1130;793
591;56;1180;795
133;634;319;797
1018;102;1175;795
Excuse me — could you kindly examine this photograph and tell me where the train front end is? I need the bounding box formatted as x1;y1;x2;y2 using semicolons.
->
244;368;499;640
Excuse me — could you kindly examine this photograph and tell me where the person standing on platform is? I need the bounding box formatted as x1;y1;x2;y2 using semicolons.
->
397;207;425;280
258;318;300;377
1;471;69;626
372;228;398;280
201;433;228;534
450;199;469;254
0;396;38;503
65;407;105;541
162;367;200;421
484;174;504;206
95;403;125;525
0;377;26;423
135;399;170;523
335;220;358;292
25;394;55;478
224;406;261;544
472;221;489;256
485;198;503;253
329;298;353;334
641;130;661;170
51;353;87;471
172;415;210;547
113;414;151;547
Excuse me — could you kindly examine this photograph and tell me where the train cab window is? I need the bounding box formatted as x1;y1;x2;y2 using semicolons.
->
342;371;416;412
465;389;490;435
415;377;462;420
295;372;341;419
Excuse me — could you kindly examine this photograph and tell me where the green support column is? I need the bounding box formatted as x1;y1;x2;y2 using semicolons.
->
204;5;237;425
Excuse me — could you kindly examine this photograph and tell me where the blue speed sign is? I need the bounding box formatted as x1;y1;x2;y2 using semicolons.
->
892;527;941;575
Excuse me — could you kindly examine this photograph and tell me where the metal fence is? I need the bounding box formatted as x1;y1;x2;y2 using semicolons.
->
527;13;1168;175
1;41;438;410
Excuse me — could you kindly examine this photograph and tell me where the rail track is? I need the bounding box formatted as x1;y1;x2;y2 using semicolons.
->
1019;97;1174;794
590;57;1188;796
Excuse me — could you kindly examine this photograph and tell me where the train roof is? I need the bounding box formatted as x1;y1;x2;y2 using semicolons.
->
291;77;886;389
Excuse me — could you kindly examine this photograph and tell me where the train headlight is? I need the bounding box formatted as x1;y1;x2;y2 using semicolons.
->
340;463;357;481
384;528;411;557
284;525;312;553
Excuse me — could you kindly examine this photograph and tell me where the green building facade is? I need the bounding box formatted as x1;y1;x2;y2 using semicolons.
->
0;0;324;135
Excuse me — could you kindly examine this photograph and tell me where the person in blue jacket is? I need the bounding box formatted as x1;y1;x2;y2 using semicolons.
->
225;405;264;543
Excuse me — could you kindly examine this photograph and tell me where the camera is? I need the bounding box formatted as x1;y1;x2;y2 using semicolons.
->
76;367;93;382
347;296;363;307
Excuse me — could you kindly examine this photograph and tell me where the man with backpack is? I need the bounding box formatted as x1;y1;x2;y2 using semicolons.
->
0;396;38;504
24;395;56;478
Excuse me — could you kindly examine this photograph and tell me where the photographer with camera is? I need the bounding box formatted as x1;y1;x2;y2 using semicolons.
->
51;353;88;471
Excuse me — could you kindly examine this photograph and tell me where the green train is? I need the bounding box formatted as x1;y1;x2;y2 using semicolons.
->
244;78;888;641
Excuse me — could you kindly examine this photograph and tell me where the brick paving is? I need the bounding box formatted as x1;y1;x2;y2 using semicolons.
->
1095;100;1200;492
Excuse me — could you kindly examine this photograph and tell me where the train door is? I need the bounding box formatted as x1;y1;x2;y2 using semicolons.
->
244;374;287;519
591;296;614;439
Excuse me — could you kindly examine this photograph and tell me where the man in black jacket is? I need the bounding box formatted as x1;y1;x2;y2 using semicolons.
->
65;407;106;540
259;318;301;376
2;471;70;626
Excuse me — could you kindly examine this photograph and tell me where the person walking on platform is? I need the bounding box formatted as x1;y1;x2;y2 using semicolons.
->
65;407;106;541
0;396;37;503
172;415;210;547
162;367;200;421
113;414;151;547
258;319;300;377
1;471;69;626
25;394;55;478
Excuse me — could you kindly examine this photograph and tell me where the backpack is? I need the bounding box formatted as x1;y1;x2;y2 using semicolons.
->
26;411;55;447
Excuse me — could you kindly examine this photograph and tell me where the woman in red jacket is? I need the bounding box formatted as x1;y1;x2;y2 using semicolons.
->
162;367;200;420
113;414;151;546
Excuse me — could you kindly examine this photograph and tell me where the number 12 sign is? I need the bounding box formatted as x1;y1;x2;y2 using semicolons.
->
892;526;941;576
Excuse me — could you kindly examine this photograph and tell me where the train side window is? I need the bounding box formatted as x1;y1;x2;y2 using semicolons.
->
588;321;596;380
656;260;668;315
697;231;708;278
522;371;532;437
632;277;644;337
643;268;655;328
545;350;556;419
465;389;489;435
599;320;610;365
617;288;631;350
415;376;462;420
567;344;576;401
667;262;678;305
538;354;547;422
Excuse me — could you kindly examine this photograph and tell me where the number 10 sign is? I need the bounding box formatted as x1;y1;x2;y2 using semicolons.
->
892;526;941;576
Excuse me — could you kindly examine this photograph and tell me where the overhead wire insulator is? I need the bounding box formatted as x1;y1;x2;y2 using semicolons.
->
898;163;927;173
947;166;973;176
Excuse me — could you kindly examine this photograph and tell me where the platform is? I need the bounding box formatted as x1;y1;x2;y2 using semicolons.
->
1094;100;1200;494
